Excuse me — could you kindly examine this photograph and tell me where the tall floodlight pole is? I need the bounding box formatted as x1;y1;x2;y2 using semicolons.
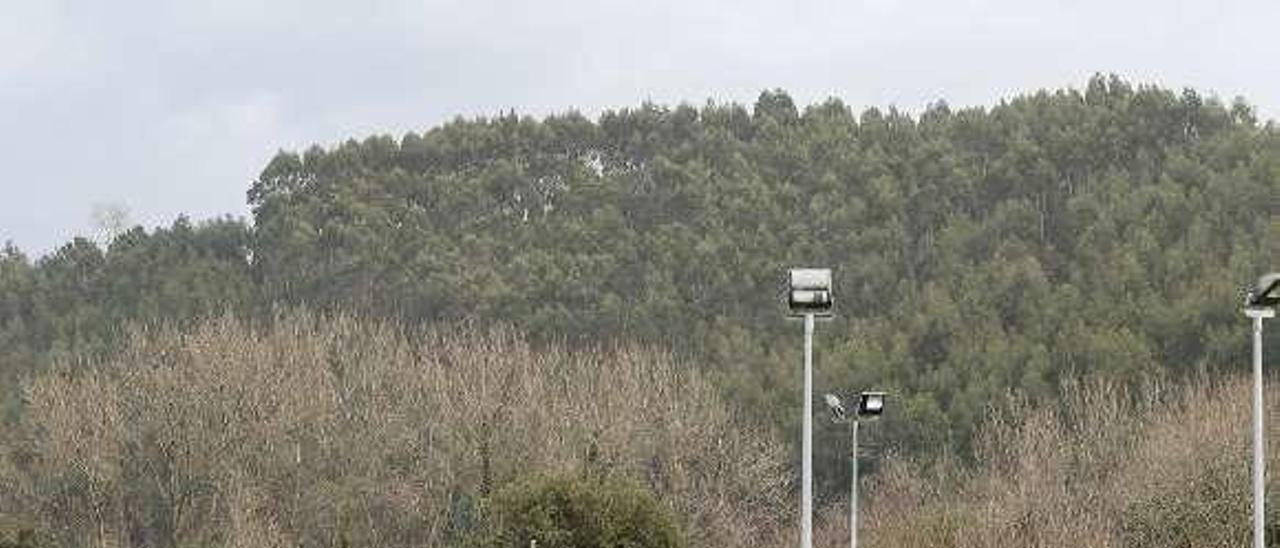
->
802;312;815;548
1244;272;1280;548
1249;307;1271;548
787;268;833;548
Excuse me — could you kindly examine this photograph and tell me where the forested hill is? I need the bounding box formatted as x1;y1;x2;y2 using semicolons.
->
3;75;1278;467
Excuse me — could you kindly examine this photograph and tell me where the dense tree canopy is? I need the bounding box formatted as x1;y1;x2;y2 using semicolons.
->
0;218;252;420
2;75;1278;492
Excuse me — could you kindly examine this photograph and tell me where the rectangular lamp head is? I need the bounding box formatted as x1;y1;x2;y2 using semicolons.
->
787;268;833;316
858;392;885;417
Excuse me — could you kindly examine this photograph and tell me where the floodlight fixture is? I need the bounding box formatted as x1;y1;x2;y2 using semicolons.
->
788;268;834;317
858;392;885;418
824;393;847;421
1247;273;1280;308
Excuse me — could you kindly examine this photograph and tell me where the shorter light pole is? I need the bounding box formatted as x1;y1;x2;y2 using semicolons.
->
824;391;885;548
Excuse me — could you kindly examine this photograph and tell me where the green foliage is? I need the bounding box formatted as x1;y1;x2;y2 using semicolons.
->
468;475;684;548
0;217;252;419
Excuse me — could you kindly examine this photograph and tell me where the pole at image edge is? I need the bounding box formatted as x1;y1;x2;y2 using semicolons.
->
802;313;814;548
1246;274;1280;548
1254;310;1269;548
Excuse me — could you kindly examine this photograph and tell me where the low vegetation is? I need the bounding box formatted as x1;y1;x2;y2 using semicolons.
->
832;375;1280;547
0;314;788;548
5;314;1280;547
465;474;684;548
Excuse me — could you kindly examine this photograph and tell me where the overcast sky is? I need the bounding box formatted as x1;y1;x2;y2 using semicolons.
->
2;0;1278;255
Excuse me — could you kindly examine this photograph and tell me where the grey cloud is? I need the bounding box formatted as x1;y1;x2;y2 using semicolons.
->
2;0;1278;254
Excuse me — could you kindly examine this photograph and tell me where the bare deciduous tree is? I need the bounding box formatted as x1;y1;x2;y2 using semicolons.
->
1;313;790;548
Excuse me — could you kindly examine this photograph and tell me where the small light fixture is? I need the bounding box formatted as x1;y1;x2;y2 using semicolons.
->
822;391;887;422
1247;273;1280;308
858;392;885;418
824;393;847;421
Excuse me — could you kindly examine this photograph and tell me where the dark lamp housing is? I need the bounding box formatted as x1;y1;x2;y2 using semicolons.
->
788;268;834;317
858;392;886;417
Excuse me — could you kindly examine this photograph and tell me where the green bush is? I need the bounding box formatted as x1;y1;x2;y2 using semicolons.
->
469;475;685;548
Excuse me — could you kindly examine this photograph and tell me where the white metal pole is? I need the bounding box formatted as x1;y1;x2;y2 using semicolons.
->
850;419;859;548
802;313;814;548
1254;311;1268;548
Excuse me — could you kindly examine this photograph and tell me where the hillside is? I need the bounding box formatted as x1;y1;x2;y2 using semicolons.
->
2;75;1278;494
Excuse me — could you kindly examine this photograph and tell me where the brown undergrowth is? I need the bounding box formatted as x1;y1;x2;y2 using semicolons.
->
818;375;1280;548
0;313;789;548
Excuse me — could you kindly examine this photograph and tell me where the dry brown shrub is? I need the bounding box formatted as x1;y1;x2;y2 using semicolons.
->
0;312;789;548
